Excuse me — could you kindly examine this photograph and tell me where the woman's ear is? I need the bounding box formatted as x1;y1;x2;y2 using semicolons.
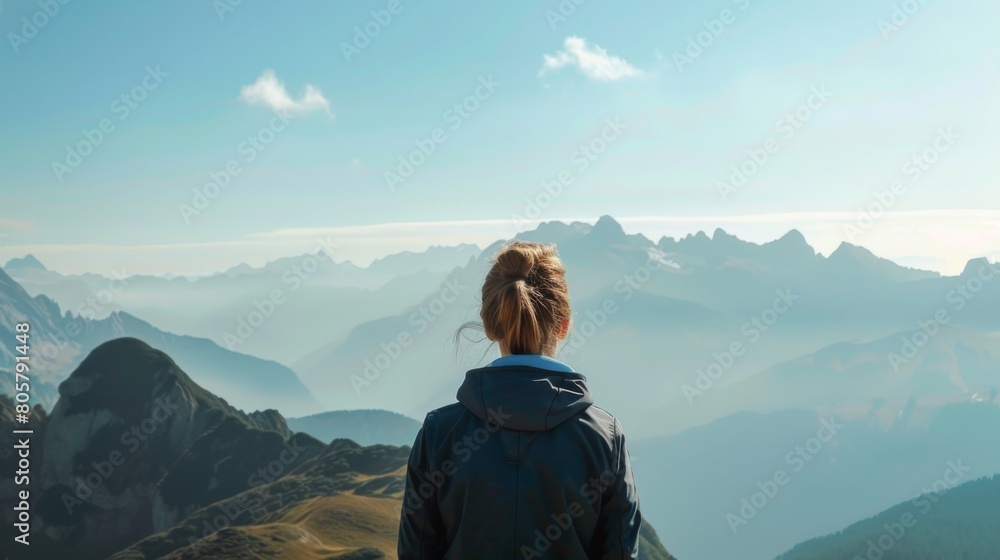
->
557;317;570;340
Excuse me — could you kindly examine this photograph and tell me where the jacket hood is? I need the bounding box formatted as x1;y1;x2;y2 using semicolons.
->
456;365;594;432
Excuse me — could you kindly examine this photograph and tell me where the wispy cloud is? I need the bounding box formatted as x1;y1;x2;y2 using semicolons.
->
539;36;642;81
238;69;331;116
0;218;34;231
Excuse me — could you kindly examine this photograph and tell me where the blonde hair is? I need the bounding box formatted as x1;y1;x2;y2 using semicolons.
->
458;240;572;356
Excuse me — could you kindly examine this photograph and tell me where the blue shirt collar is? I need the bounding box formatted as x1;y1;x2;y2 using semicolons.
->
486;354;575;373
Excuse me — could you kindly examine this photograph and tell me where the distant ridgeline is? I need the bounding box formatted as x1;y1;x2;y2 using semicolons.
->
776;474;1000;560
0;337;676;559
0;261;324;417
286;408;422;447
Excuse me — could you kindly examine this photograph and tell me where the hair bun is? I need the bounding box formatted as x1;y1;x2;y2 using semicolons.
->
494;242;538;282
469;240;571;356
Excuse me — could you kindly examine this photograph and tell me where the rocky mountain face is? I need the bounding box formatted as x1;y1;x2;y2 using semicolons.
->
3;337;676;559
29;337;311;558
150;418;322;533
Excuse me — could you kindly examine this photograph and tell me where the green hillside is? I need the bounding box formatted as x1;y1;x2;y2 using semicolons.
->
776;474;1000;560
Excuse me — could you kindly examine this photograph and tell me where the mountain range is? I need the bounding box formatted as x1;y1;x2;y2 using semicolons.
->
9;218;996;435
0;265;322;416
2;215;998;559
0;337;675;559
4;244;480;366
256;216;998;437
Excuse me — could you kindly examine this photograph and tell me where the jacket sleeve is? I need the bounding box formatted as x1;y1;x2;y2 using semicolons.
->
592;418;642;560
397;418;447;560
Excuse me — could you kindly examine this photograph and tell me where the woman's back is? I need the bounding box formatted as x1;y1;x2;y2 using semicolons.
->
398;363;640;559
397;241;642;559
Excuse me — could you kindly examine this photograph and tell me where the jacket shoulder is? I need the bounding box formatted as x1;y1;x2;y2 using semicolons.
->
587;405;621;430
578;405;623;442
586;405;619;424
424;402;466;424
419;402;468;439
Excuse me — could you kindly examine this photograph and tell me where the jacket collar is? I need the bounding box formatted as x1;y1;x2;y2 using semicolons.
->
457;365;593;432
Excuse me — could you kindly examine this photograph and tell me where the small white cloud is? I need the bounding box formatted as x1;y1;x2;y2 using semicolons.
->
239;69;331;116
539;36;642;81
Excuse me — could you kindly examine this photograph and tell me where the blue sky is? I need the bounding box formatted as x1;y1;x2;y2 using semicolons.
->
1;0;998;275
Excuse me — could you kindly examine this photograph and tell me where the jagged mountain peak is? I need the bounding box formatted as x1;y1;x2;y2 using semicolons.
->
4;253;47;272
663;230;710;252
711;227;738;241
222;262;257;277
961;256;998;277
779;228;808;244
829;240;873;261
369;242;479;263
589;214;629;241
667;228;814;259
827;241;939;281
763;228;815;256
710;228;752;250
514;219;591;245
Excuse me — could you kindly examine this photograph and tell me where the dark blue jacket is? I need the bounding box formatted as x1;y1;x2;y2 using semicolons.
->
397;364;642;559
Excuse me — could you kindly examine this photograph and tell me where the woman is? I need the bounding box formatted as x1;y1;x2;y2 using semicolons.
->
398;240;642;559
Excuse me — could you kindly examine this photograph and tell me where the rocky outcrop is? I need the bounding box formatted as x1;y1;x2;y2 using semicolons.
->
151;416;323;532
35;337;298;559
